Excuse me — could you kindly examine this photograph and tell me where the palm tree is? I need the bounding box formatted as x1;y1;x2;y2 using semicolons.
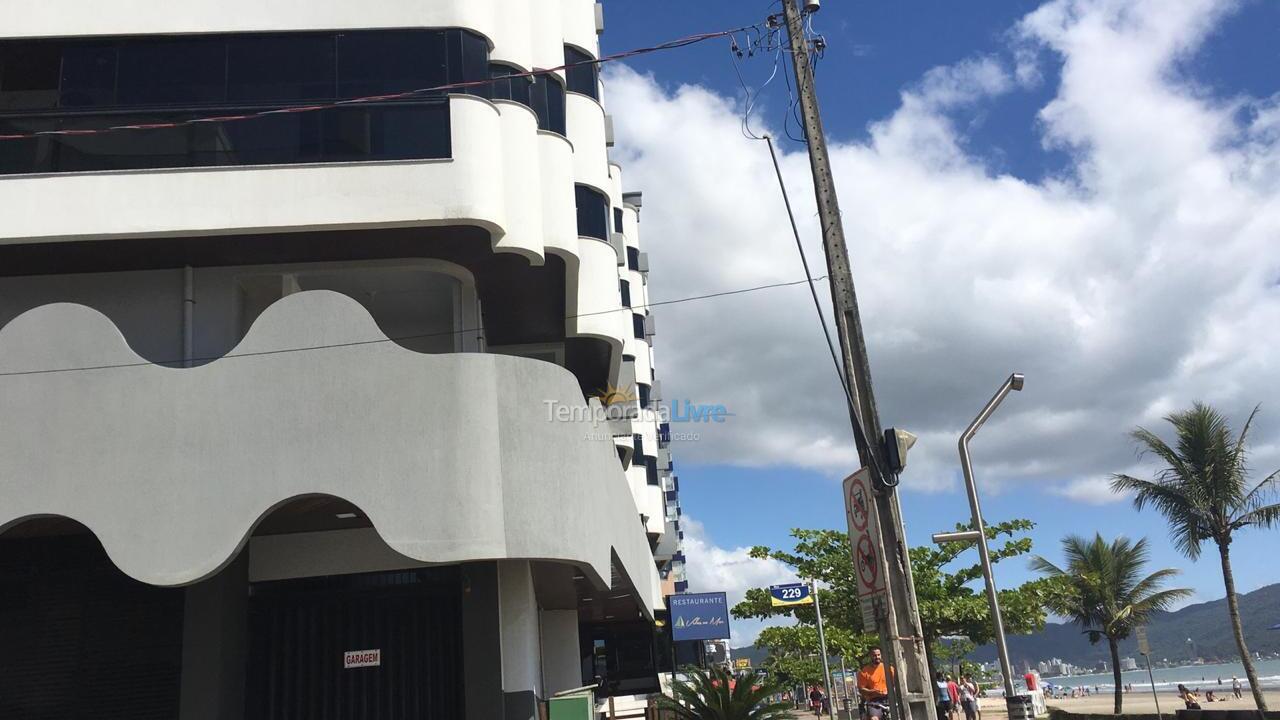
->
1111;403;1280;711
657;665;796;720
1031;534;1191;714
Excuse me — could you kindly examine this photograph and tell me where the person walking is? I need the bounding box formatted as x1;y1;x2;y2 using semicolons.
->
1232;676;1243;700
935;672;952;720
946;675;961;720
857;648;892;720
959;675;978;720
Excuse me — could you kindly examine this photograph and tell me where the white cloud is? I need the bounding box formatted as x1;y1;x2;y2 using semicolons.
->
1048;476;1118;504
605;0;1280;502
680;517;798;645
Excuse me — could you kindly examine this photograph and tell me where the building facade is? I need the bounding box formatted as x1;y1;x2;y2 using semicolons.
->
0;1;685;717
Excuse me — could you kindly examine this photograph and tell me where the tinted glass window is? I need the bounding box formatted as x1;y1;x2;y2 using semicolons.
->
60;42;118;107
337;30;447;98
564;45;598;99
613;207;624;233
487;64;532;106
575;184;609;241
118;37;227;105
633;434;644;458
0;42;61;110
632;313;645;340
626;247;640;271
229;34;335;102
620;279;631;308
530;74;566;135
323;103;450;161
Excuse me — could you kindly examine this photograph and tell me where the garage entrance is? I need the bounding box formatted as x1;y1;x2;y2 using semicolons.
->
244;567;465;720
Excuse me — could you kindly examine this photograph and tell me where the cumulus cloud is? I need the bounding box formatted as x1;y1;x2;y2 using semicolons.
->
606;0;1280;500
680;517;798;645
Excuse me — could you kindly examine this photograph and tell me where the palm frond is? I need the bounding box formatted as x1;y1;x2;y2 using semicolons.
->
1232;501;1280;530
1111;474;1209;559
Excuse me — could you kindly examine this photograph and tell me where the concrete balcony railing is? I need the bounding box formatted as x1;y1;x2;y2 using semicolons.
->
0;290;661;610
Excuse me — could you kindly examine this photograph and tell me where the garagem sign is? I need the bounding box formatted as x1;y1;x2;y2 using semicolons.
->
669;591;731;642
343;649;381;669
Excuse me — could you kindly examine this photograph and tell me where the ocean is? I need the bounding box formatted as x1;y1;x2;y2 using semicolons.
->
1035;659;1280;693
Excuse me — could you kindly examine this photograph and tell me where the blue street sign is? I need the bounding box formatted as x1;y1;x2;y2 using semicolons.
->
769;582;814;608
670;592;732;642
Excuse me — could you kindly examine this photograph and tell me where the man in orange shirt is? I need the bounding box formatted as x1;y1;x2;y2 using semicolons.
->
857;647;892;719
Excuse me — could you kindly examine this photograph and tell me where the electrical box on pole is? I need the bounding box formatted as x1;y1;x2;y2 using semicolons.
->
778;2;936;720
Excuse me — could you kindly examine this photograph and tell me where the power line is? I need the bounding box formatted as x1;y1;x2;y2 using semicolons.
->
0;23;763;142
0;275;826;378
762;134;855;413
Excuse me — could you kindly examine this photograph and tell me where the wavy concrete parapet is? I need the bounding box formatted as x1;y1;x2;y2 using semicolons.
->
0;291;661;611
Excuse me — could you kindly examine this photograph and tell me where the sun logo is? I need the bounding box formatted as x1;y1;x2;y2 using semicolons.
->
595;383;637;406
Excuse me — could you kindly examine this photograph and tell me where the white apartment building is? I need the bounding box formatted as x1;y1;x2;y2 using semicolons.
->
0;1;685;717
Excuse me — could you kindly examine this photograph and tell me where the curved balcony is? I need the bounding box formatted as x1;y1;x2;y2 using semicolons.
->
0;290;662;610
5;0;594;77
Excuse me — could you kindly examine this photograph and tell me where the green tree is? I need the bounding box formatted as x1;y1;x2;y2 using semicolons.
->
657;665;796;720
912;519;1061;670
1111;403;1280;711
1031;534;1191;714
732;521;1055;681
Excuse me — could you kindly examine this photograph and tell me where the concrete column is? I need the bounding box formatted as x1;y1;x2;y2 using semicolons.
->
499;560;543;720
178;553;248;720
462;562;504;720
540;609;582;695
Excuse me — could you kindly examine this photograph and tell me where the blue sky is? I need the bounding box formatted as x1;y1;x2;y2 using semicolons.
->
601;0;1280;642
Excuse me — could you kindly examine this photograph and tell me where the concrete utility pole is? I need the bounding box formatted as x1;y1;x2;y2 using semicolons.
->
778;3;936;720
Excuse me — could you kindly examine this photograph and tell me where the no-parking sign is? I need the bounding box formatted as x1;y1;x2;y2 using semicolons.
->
843;468;886;628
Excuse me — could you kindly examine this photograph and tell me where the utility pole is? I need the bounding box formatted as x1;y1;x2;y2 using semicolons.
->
778;3;935;720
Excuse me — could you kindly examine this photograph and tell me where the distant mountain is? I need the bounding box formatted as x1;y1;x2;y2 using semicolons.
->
732;583;1280;669
972;583;1280;668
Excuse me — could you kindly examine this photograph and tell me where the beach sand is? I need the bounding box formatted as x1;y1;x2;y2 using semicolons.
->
1043;689;1280;715
825;691;1280;720
960;690;1280;720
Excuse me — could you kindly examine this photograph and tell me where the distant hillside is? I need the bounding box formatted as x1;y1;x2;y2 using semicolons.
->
733;583;1280;668
973;583;1280;667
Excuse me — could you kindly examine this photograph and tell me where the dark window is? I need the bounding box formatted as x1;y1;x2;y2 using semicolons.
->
228;34;336;102
575;184;609;241
117;37;227;105
529;74;566;135
564;45;598;99
620;279;631;308
645;456;659;486
486;64;532;105
633;433;644;458
613;207;624;234
626;247;640;271
59;42;119;107
632;313;645;340
446;30;489;87
638;383;651;409
0;41;63;110
337;30;448;99
0;30;471;175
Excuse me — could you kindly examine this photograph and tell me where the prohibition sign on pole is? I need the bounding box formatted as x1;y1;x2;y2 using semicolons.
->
855;534;879;594
848;475;870;532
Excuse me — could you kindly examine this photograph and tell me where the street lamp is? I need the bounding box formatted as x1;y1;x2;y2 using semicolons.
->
931;373;1025;715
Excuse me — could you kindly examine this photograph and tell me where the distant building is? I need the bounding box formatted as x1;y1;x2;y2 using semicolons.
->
1121;657;1139;671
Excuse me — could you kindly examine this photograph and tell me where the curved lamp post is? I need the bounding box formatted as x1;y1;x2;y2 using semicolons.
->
931;373;1024;706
